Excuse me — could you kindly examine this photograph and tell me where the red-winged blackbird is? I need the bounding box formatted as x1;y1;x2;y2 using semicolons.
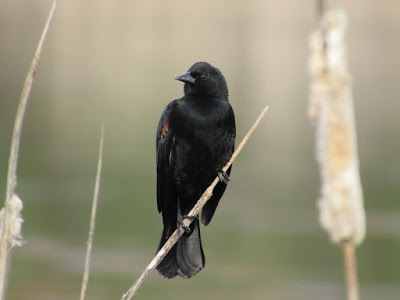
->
156;62;236;278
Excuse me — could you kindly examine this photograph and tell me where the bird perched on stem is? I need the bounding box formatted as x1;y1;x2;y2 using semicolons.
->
156;62;236;278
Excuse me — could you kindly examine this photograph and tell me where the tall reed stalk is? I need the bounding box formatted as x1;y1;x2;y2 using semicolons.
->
0;1;58;299
308;4;366;300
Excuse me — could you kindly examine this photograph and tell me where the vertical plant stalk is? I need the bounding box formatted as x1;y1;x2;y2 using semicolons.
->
0;1;58;299
121;105;269;300
343;242;359;300
308;7;365;300
79;126;104;300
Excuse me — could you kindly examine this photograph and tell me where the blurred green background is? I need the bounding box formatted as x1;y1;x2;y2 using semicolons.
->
1;0;399;299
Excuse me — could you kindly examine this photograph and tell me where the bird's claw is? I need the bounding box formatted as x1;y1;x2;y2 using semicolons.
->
218;171;230;184
178;215;198;234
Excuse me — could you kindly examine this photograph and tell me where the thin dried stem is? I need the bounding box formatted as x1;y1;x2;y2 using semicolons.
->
121;105;269;300
0;1;58;298
79;126;104;300
343;242;359;300
316;0;326;21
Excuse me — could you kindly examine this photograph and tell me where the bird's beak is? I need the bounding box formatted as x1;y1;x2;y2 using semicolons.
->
175;72;196;84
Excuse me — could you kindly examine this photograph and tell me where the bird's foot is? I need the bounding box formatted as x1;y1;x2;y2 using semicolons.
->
178;215;198;234
218;171;230;184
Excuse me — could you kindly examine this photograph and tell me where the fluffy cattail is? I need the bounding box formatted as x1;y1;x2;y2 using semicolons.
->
0;194;24;248
308;9;366;245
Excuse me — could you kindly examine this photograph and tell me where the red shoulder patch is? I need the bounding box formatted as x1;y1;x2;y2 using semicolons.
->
161;119;170;136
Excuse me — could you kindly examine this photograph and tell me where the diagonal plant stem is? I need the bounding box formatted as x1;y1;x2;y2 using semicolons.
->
121;105;269;300
79;126;104;300
0;1;58;299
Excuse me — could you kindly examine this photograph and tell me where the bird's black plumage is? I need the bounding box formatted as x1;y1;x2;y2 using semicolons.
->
156;62;236;278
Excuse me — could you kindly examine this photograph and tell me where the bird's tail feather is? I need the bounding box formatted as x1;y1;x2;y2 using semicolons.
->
156;219;205;278
176;219;205;278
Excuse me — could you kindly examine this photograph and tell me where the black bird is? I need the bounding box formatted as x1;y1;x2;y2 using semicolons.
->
155;62;236;278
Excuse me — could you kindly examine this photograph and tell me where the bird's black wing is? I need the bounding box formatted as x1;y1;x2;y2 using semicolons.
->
156;100;177;232
201;105;236;226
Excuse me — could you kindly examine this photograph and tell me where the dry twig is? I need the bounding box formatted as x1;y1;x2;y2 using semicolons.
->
121;105;269;300
79;126;104;300
0;1;58;298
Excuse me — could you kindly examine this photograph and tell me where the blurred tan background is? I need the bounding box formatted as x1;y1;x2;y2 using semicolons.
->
1;0;399;299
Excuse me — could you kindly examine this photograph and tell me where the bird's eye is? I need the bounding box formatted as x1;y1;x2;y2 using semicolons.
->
200;75;206;80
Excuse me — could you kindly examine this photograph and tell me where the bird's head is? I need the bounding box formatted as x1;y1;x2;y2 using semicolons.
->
175;62;228;98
